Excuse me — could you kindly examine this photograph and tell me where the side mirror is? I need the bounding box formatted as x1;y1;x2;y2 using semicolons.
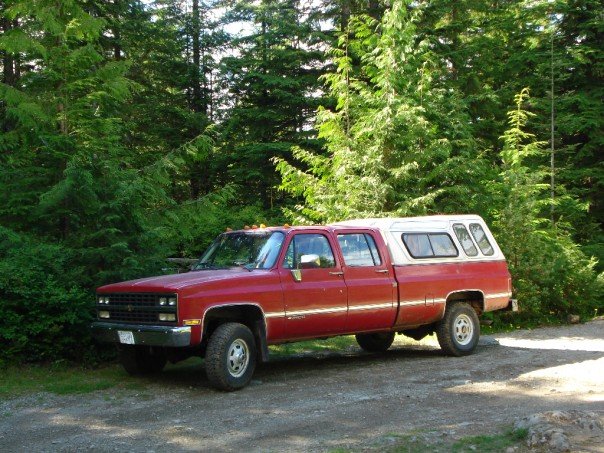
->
291;269;302;282
300;254;320;269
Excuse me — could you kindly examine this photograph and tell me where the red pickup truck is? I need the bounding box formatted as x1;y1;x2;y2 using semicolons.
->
92;215;517;390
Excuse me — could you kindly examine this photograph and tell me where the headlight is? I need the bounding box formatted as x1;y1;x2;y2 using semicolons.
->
159;297;167;306
168;297;176;306
159;313;176;322
99;311;110;319
98;296;104;304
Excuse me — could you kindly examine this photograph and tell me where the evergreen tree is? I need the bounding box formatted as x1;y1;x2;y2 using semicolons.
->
276;0;486;223
492;89;602;321
219;0;330;209
0;0;169;361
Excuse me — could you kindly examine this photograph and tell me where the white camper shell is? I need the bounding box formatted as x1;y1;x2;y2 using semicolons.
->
334;215;505;266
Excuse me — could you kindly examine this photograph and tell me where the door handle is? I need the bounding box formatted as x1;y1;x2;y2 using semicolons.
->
375;269;389;274
329;271;344;276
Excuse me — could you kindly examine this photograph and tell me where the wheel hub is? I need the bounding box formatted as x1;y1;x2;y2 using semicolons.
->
227;339;249;378
454;314;474;346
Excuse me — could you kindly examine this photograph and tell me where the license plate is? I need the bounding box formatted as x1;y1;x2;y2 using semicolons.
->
118;331;135;344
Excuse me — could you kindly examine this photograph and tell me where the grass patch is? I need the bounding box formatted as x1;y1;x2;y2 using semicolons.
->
0;357;210;398
269;335;358;356
451;428;528;452
338;427;528;452
268;332;441;358
0;363;143;398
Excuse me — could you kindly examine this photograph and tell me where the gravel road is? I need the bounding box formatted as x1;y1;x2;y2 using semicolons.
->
1;319;603;452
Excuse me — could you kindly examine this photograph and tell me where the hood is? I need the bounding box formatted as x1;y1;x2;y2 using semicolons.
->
97;268;261;292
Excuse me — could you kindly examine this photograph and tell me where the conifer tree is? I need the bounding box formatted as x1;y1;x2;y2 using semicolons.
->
276;0;484;223
492;88;602;321
219;0;330;209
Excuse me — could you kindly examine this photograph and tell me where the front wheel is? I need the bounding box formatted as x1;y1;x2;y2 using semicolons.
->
355;332;395;352
436;303;480;356
205;322;257;391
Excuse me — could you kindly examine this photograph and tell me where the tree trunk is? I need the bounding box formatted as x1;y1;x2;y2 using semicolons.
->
340;0;351;33
2;17;14;86
191;0;202;113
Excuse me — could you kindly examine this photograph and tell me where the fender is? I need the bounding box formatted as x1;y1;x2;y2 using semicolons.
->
202;302;270;362
438;289;487;319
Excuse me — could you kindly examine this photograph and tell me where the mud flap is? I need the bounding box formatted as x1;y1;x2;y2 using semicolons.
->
507;299;519;312
254;319;270;362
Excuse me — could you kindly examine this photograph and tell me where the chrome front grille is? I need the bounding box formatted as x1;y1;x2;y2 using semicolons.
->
96;293;177;325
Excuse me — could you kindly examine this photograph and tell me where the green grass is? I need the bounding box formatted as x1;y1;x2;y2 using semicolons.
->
268;331;443;358
331;427;528;453
451;428;528;452
0;363;145;398
269;335;359;356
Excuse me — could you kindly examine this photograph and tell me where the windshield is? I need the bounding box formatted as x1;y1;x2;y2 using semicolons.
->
193;231;285;270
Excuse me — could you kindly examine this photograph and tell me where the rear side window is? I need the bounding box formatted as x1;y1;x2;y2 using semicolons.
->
402;233;458;259
469;223;494;256
337;233;382;267
453;224;478;257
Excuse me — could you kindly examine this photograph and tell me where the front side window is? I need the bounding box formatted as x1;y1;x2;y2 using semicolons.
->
453;224;478;257
282;234;336;269
194;231;285;270
469;223;494;256
403;233;458;259
337;233;382;267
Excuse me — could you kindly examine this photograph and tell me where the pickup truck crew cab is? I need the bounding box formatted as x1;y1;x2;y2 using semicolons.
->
92;215;517;390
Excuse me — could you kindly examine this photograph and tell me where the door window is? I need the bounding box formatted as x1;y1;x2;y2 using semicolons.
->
282;234;336;269
337;233;382;266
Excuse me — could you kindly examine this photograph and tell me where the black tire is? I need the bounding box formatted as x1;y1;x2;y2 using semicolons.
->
205;322;257;391
436;302;480;356
355;332;395;352
119;346;167;375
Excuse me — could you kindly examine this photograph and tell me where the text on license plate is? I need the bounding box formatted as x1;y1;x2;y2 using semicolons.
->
118;331;135;344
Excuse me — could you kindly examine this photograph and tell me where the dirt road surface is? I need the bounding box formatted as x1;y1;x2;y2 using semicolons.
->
1;319;603;452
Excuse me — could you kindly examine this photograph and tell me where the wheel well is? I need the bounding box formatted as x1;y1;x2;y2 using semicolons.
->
446;291;484;315
202;305;269;362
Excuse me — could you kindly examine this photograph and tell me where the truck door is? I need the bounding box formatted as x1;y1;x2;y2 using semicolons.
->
335;231;397;332
278;232;348;338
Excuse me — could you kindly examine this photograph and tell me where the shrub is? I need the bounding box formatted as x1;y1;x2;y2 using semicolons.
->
0;227;93;364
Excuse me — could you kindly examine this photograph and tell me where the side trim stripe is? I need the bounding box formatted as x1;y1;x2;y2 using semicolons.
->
265;292;510;319
485;292;512;299
265;311;286;318
287;307;348;316
265;302;394;318
348;303;393;311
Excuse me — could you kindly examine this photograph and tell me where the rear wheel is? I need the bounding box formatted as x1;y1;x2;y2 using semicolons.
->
119;346;167;375
205;322;257;391
436;302;480;356
355;332;395;352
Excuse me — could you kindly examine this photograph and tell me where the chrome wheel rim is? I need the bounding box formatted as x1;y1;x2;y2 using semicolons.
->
454;314;474;346
227;339;249;378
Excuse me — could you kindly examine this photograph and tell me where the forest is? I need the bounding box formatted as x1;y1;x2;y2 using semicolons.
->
0;0;602;364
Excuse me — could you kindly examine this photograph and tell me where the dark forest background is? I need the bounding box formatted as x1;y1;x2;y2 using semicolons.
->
0;0;602;364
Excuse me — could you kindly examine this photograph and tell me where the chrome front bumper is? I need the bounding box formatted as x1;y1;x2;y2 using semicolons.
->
91;322;191;347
